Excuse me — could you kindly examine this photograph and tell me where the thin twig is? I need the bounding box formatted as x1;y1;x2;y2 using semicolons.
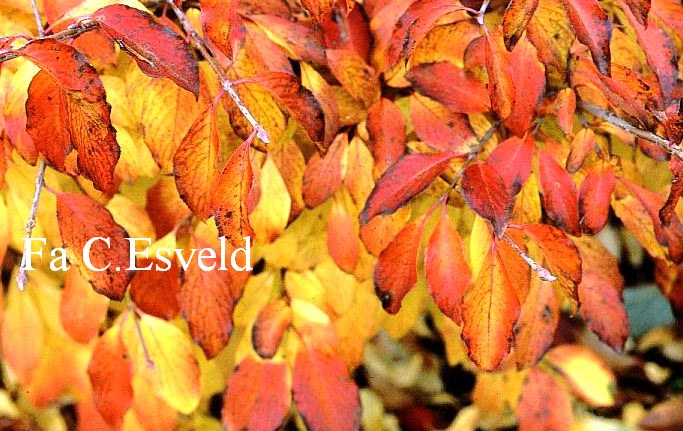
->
0;22;99;64
579;101;683;160
29;0;45;37
503;234;557;282
130;306;156;370
162;0;270;144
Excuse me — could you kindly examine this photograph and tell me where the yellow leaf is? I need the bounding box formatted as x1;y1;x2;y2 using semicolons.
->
546;344;616;407
121;313;201;414
107;194;156;242
250;156;291;243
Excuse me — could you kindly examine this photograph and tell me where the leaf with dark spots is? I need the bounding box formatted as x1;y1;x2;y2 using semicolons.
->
561;0;612;76
360;151;456;224
502;0;540;51
93;4;199;96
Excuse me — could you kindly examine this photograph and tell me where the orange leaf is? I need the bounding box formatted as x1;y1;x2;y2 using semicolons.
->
129;257;181;320
94;4;199;96
25;69;119;193
425;203;471;324
360;151;456;224
60;266;110;343
174;104;220;220
461;162;513;237
200;0;244;59
293;348;360;431
575;236;627;351
253;72;325;145
179;236;245;359
146;176;192;238
250;14;325;65
409;94;476;154
484;31;516;120
87;324;133;428
56;192;132;301
554;88;577;134
374;216;426;314
325;48;380;107
327;198;360;273
538;150;580;235
502;0;540;50
579;164;616;234
461;239;521;370
566;128;596;173
561;0;612;75
212;139;255;248
406;62;490;115
661;157;683;226
504;37;545;136
252;300;292;359
486;136;534;195
223;357;290;431
517;366;573;431
513;278;559;368
367;98;405;174
303;134;347;208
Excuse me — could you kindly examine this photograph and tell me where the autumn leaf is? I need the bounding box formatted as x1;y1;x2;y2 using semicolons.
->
566;128;596;173
173;104;220;220
56;192;132;301
327;197;360;273
537;149;581;235
374;216;426;314
484;31;516;120
360;151;456;224
461;162;514;237
486;136;534;195
302;133;347;208
579;163;616;234
367;98;405;174
252;300;292;359
129;256;181;320
223;357;290;431
121;311;201;414
461;238;522;370
93;4;199;96
409;94;476;154
561;0;612;75
60;267;109;344
1;285;43;386
87;324;133;428
502;0;540;50
517;366;573;431
292;348;361;431
424;203;471;324
200;0;244;59
513;278;559;368
212;138;255;247
406;62;490;115
504;37;546;136
660;157;683;226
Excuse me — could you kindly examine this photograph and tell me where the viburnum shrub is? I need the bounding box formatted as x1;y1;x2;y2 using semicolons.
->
0;0;682;429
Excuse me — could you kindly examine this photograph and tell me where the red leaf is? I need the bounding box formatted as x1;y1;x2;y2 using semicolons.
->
93;4;199;96
360;151;456;224
367;98;406;174
302;134;346;208
252;300;292;359
502;0;540;50
129;257;181;320
87;325;133;428
211;139;255;248
222;357;290;431
409;94;476;154
56;193;132;301
513;279;559;368
293;348;360;431
252;72;325;145
484;31;516;120
461;162;513;237
25;69;119;193
538;150;581;235
60;267;109;343
486;136;534;195
374;216;426;314
386;0;466;67
425;203;471;324
249;14;325;65
179;236;246;359
461;238;521;370
327;199;360;273
624;0;651;25
406;62;490;114
575;236;627;351
504;37;546;136
517;366;573;431
200;0;244;59
174;104;220;220
561;0;612;75
579;164;616;234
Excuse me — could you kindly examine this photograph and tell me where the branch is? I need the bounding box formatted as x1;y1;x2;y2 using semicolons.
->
579;101;683;160
162;0;270;144
503;234;557;282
